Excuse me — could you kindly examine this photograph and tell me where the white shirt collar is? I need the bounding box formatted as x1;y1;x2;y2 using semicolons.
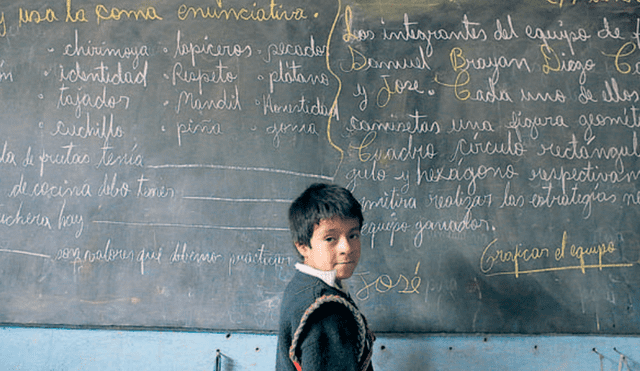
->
295;263;347;292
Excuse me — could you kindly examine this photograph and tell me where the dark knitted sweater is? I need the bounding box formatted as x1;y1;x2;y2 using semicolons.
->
275;270;374;371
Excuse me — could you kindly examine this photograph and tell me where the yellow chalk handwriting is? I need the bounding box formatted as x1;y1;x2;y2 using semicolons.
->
177;0;307;21
341;6;367;72
342;6;358;43
480;231;632;278
555;231;566;260
376;75;424;107
548;0;640;8
570;237;616;274
355;262;422;301
19;7;58;27
540;44;561;74
434;47;470;101
343;46;367;73
540;44;596;85
546;0;575;7
602;41;636;74
66;0;87;23
480;239;551;278
349;131;376;162
0;13;5;37
95;5;163;25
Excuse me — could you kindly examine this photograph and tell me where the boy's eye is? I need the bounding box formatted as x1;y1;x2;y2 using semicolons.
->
350;233;360;240
325;237;335;242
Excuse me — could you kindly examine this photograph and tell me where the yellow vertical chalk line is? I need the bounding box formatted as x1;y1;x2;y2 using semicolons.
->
325;0;345;179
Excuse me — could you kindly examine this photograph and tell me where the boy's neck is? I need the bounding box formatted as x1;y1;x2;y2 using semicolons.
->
295;263;346;291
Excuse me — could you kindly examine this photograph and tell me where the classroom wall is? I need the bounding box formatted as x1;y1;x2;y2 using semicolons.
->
1;326;639;371
2;0;640;337
2;2;640;370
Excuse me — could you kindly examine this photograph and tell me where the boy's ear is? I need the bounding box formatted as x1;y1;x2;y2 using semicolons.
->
295;242;310;258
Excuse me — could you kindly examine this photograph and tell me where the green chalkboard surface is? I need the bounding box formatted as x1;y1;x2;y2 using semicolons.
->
1;0;640;334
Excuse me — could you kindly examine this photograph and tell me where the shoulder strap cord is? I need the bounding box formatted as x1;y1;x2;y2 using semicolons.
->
289;294;373;371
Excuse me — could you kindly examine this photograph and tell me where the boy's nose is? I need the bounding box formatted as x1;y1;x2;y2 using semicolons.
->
337;237;353;254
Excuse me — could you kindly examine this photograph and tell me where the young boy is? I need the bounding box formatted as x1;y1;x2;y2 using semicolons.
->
275;183;375;371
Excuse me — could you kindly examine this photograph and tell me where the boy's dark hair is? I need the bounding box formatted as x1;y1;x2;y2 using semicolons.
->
288;183;363;249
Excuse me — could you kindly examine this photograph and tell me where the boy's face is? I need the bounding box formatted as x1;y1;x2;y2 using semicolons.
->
296;217;361;280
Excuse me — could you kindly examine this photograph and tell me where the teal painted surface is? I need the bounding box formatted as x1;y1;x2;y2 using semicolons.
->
0;327;273;371
1;327;639;370
373;335;640;371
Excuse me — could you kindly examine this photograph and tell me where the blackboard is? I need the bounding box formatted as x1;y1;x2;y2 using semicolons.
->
0;0;639;334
